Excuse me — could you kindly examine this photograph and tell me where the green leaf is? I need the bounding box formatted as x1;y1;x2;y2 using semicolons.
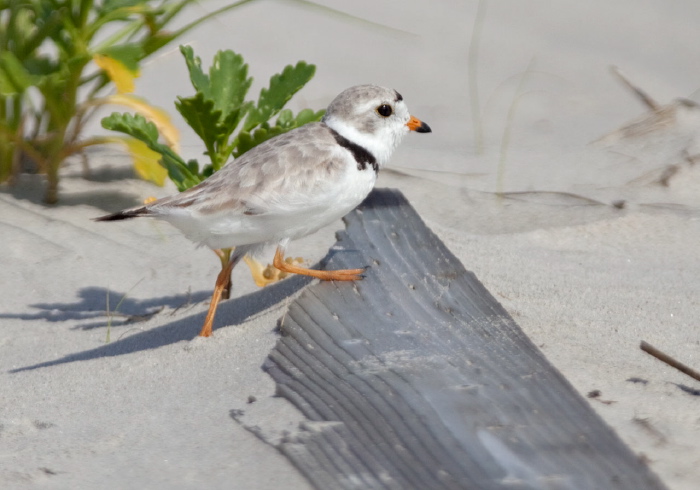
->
14;8;64;60
102;112;160;144
233;126;287;158
179;46;252;135
101;112;200;190
244;61;316;131
232;107;324;158
177;46;256;167
0;51;38;93
174;92;225;161
208;49;252;117
294;108;325;126
24;56;58;77
99;0;146;15
95;44;143;72
0;71;14;96
142;31;178;57
186;159;201;174
175;96;244;171
273;108;323;129
221;102;251;141
201;163;215;179
276;109;294;129
180;45;210;96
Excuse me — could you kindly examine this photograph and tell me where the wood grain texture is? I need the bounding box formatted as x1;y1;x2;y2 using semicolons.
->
262;188;665;490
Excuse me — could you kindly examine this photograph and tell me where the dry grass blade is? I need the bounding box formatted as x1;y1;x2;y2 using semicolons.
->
610;66;660;111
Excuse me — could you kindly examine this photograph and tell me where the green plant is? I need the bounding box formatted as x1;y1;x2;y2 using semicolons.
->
102;45;324;191
0;0;256;203
102;45;323;298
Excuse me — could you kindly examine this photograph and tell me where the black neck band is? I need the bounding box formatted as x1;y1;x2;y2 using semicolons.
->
329;128;378;174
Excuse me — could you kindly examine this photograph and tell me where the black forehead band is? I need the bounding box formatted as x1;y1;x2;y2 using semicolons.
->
394;90;403;102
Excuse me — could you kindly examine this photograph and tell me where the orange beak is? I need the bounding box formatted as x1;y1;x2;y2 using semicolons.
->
406;115;431;133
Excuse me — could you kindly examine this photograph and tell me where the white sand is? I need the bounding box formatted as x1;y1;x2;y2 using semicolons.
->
2;1;699;488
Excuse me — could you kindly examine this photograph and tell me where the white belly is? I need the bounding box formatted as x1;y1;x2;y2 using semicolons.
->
166;164;377;250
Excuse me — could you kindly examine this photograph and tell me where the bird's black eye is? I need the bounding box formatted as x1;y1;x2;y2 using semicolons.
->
376;104;392;117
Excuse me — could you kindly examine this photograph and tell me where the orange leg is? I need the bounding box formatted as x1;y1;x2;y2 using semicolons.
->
214;248;234;300
200;251;239;337
272;247;365;281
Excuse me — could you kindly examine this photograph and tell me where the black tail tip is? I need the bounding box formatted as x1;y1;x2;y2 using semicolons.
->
93;208;147;222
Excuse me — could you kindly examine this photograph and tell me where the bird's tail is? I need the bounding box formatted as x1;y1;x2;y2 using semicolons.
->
93;206;149;221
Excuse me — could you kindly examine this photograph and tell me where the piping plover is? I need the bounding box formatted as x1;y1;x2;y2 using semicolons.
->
96;85;431;336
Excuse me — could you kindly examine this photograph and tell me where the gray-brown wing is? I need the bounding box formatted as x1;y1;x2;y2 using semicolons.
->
147;122;343;217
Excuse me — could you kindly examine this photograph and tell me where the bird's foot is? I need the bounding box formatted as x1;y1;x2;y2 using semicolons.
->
273;248;366;282
244;255;305;287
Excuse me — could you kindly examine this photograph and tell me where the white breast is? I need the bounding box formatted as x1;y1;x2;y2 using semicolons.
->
272;150;377;241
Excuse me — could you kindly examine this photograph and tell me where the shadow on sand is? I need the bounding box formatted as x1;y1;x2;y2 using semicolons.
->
0;286;213;329
9;274;312;373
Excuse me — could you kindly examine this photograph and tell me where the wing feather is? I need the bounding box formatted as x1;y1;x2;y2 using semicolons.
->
147;122;342;217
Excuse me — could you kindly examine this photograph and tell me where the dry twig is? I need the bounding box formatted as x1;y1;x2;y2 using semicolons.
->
640;341;700;383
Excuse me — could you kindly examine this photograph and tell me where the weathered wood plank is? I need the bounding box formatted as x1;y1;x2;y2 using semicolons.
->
262;188;665;490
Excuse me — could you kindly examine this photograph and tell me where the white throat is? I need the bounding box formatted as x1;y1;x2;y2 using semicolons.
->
325;117;407;167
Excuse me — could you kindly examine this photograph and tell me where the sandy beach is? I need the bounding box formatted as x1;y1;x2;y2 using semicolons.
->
2;1;699;488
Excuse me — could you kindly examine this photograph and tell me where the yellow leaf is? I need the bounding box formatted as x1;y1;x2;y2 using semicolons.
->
106;94;180;151
122;138;167;186
93;54;139;94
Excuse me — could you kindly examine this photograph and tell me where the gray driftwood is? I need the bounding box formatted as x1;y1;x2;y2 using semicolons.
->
261;188;664;490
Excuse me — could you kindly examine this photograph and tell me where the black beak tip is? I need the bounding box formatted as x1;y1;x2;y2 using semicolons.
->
417;122;432;133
